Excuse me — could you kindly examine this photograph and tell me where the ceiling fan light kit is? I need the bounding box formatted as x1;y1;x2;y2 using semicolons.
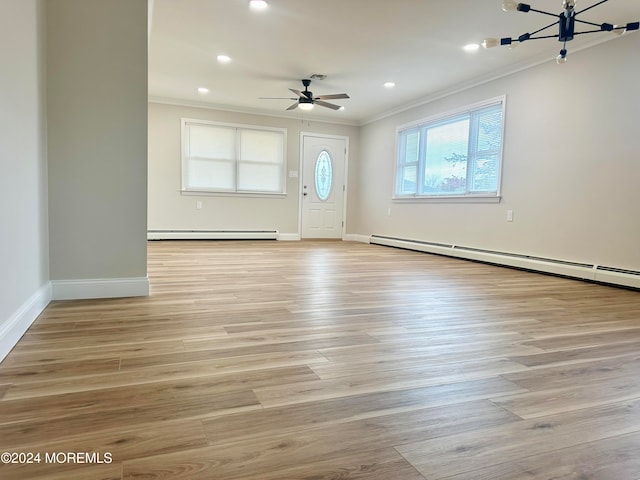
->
297;98;314;111
484;0;639;63
249;0;268;11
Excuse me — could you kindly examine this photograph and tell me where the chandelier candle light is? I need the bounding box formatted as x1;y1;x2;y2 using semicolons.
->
482;0;639;63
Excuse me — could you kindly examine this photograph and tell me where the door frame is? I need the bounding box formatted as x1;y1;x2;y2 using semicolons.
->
298;132;350;240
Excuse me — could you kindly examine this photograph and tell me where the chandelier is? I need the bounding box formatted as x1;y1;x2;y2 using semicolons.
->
482;0;639;63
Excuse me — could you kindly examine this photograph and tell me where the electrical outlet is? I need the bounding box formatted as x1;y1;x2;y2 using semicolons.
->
196;201;202;210
507;209;513;222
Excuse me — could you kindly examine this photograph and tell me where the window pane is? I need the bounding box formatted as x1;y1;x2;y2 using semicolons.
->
476;106;502;152
423;118;469;195
315;150;333;201
470;154;499;192
400;165;417;194
238;129;284;192
397;129;420;194
403;130;420;163
188;158;234;190
238;162;282;192
240;130;284;164
188;125;235;159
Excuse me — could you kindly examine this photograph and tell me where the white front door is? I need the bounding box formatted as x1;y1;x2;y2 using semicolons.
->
301;134;346;239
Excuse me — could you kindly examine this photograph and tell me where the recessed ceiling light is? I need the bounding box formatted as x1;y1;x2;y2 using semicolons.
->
197;87;209;94
338;106;345;111
217;54;232;64
384;82;396;89
249;0;268;11
463;43;480;52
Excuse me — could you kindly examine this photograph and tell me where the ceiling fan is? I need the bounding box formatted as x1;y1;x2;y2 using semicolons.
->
261;79;349;111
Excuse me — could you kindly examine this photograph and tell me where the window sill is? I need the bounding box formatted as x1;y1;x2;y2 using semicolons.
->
181;190;287;199
392;195;501;204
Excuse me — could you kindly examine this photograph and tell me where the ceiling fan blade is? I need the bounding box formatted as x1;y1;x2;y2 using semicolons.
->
315;100;342;111
315;93;350;100
259;97;298;100
286;102;299;111
289;88;305;98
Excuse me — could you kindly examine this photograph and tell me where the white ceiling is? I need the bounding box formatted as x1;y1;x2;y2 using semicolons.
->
148;0;640;124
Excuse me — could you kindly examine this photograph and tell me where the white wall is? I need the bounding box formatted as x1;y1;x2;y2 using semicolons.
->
354;34;640;271
0;0;50;359
148;102;360;237
47;0;149;296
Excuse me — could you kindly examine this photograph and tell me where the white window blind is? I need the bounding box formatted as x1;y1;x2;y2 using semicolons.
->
182;119;286;194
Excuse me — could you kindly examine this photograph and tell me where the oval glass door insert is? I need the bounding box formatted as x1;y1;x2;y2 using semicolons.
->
314;150;333;201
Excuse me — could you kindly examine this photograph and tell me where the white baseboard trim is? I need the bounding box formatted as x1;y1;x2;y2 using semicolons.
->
278;233;300;241
148;230;278;240
344;234;371;243
51;277;150;301
0;283;51;362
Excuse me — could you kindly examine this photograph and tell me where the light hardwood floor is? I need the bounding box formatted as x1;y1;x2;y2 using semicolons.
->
1;240;640;479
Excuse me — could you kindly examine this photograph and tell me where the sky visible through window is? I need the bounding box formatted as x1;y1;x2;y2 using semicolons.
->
424;118;469;193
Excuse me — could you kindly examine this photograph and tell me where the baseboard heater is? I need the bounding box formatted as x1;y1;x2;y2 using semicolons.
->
148;230;278;240
370;234;640;289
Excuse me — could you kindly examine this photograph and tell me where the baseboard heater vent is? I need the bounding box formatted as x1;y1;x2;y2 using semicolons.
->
148;230;278;240
596;265;640;276
452;245;593;269
370;234;640;289
594;265;640;289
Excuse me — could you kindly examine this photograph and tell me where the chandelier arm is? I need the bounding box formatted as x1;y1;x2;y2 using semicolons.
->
520;33;560;41
572;28;612;35
526;7;561;19
575;0;609;16
574;18;605;28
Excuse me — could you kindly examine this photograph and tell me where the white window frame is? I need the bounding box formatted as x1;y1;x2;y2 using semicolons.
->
181;118;287;196
393;96;506;203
